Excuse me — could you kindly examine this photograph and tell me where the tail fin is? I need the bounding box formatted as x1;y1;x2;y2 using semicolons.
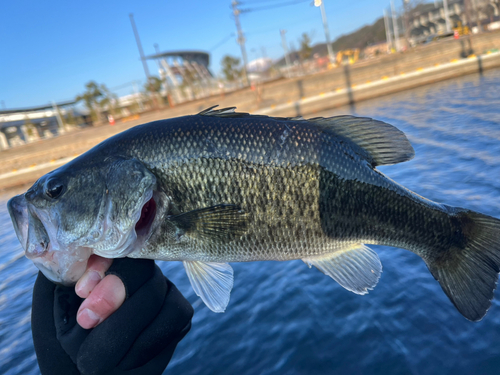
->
426;209;500;321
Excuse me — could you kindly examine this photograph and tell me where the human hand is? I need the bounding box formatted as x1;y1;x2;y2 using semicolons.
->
31;256;194;375
74;255;125;329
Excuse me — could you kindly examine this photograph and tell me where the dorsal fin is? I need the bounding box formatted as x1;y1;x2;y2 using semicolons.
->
310;115;415;166
198;106;414;167
198;106;249;117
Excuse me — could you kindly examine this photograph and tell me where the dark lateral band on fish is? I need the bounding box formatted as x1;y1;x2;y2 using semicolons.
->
7;105;500;321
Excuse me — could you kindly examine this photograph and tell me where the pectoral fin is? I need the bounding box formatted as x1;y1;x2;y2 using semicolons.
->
303;244;382;295
183;261;234;313
168;204;247;243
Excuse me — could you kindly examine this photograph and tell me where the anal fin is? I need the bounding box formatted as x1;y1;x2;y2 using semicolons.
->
183;261;234;313
303;244;382;295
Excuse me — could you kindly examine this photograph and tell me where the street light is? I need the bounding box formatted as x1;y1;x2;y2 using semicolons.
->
315;0;335;65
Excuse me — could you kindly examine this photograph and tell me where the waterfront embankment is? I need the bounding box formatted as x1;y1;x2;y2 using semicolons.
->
1;30;499;190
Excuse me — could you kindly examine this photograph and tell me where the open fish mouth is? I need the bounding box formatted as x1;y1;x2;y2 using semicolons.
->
8;194;29;250
8;194;92;285
7;191;160;286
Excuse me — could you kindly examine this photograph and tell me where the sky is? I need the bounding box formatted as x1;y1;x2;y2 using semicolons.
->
0;0;399;109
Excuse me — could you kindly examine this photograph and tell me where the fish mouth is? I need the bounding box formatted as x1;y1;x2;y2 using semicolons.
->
8;195;29;250
8;194;91;285
29;247;91;286
7;189;160;285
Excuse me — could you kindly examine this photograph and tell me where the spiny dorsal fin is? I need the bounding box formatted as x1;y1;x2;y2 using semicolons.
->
310;115;415;167
198;105;249;117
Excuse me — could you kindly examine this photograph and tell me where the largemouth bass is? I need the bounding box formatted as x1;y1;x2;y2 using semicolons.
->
8;106;500;321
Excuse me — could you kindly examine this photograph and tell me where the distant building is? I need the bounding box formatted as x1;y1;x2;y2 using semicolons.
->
0;102;81;149
144;50;215;103
146;51;212;87
409;0;500;42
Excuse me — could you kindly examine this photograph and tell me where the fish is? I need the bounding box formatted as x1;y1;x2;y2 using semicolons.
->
8;106;500;321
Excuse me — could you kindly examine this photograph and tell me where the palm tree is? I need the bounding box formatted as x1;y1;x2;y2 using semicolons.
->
76;81;104;124
76;81;116;124
99;85;119;117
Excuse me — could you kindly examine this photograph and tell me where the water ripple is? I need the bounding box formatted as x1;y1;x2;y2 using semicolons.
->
1;69;500;374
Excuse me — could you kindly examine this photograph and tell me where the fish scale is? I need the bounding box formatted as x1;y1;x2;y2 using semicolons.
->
122;115;427;263
8;107;500;320
130;131;328;262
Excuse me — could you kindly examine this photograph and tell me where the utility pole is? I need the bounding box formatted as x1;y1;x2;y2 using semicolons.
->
231;1;250;86
391;0;400;52
52;101;66;132
280;30;292;77
153;43;163;71
403;0;411;48
132;80;144;111
471;0;481;32
443;0;452;32
384;9;394;52
129;14;154;95
315;0;335;65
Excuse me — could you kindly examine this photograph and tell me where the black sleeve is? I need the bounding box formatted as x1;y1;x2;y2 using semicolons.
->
31;258;194;375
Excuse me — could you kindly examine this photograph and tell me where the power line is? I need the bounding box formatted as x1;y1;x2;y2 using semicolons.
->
109;80;142;92
210;33;236;51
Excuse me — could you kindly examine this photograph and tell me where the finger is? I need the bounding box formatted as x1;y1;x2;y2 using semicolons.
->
75;255;113;298
76;274;126;329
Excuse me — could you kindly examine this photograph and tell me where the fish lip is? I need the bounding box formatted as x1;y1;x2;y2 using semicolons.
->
26;207;51;260
8;194;29;250
31;247;91;285
8;193;91;285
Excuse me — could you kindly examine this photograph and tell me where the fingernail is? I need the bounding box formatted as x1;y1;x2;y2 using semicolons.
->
77;271;102;297
78;308;101;329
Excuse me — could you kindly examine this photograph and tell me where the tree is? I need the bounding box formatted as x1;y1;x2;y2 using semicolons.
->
221;55;242;82
75;81;104;124
99;85;119;117
76;81;117;123
64;110;76;126
298;33;313;61
143;76;163;94
143;76;165;108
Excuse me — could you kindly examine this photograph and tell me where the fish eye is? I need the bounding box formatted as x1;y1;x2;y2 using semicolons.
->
45;180;65;199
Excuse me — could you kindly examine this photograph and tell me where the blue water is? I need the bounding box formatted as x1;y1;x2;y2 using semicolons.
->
2;69;500;374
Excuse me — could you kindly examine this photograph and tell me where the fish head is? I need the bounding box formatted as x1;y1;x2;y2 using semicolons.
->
8;157;160;285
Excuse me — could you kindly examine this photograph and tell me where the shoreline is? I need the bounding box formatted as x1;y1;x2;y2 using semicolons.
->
1;43;499;191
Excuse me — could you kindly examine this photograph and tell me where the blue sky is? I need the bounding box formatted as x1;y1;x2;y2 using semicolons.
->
1;0;398;109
